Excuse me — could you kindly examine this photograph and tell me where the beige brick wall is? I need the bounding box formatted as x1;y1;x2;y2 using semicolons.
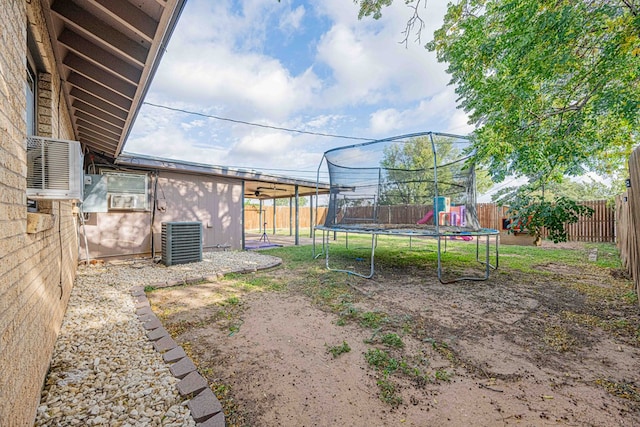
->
0;1;79;425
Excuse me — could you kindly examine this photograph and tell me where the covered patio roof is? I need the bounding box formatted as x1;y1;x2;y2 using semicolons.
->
115;153;331;200
40;0;187;158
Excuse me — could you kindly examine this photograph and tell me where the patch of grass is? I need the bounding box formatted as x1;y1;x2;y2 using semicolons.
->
301;274;355;311
365;348;400;375
381;333;404;349
336;302;359;324
562;311;600;327
220;296;240;306
326;341;351;358
425;338;458;365
144;285;155;292
228;323;242;335
563;277;633;303
359;311;388;329
377;377;403;407
563;311;640;343
244;276;282;291
435;369;452;382
498;243;621;273
585;243;623;269
595;378;640;402
543;325;576;352
261;244;318;269
222;272;285;292
623;291;638;305
164;319;192;337
164;315;222;337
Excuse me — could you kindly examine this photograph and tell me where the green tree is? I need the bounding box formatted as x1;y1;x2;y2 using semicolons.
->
428;0;638;186
358;0;638;241
492;178;617;203
275;197;308;207
359;0;638;184
378;135;491;205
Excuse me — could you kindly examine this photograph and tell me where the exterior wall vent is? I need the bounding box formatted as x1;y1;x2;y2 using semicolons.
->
161;222;203;266
26;136;83;200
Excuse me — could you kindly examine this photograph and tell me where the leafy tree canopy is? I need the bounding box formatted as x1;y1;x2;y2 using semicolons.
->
492;177;620;203
378;136;492;205
358;0;640;191
245;197;308;207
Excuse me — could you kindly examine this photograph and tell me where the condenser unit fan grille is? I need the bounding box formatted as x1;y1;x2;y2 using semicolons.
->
161;222;203;266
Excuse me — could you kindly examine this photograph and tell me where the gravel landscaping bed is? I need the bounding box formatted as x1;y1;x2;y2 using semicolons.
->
35;251;282;426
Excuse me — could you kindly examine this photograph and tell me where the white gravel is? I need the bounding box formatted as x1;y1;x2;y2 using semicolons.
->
35;251;282;426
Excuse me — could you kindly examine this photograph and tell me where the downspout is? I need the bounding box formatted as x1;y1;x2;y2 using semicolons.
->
242;181;246;250
295;185;300;246
150;171;159;259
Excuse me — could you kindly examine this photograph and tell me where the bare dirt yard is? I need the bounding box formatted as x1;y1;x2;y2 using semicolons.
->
148;239;640;426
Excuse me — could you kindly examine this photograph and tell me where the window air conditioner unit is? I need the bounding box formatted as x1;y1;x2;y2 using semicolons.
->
26;136;83;200
110;193;148;210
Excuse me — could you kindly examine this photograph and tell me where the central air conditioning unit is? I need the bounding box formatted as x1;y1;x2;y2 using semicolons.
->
26;136;83;200
161;222;203;266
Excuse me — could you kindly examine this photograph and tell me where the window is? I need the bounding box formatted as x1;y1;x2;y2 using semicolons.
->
26;65;36;136
105;172;150;211
26;62;38;212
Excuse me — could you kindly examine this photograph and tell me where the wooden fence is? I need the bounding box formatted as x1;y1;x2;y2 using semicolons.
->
477;201;615;242
616;146;640;297
247;201;615;242
244;205;327;231
259;201;614;242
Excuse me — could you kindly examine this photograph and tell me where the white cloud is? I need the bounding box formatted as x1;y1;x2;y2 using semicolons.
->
366;86;473;137
279;5;305;33
369;108;403;134
305;114;346;129
312;0;450;108
151;43;321;121
127;0;467;176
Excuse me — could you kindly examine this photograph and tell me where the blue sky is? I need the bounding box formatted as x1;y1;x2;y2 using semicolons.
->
126;0;473;183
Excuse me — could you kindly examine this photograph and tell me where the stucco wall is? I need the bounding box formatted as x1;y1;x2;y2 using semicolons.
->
80;171;244;259
0;1;79;425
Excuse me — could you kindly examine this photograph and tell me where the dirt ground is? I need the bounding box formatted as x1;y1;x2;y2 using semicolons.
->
148;242;640;426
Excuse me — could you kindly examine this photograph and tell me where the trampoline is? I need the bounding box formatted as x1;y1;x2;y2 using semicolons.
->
313;131;499;283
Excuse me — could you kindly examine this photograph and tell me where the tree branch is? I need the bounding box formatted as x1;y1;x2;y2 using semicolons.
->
400;0;426;47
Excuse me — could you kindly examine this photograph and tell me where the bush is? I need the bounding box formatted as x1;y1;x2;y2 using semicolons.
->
506;195;594;244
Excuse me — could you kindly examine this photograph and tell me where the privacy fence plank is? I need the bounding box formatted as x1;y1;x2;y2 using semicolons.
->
616;145;640;299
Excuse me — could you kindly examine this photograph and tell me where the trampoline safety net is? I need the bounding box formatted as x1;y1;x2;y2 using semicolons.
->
320;132;481;234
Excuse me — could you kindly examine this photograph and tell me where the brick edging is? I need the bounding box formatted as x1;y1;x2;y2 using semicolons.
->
130;286;226;427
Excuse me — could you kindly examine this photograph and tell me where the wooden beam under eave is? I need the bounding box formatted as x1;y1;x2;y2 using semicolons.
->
72;99;126;127
51;1;148;66
93;0;158;41
79;134;118;154
70;87;128;120
79;131;118;149
77;125;120;143
67;72;132;111
75;114;123;135
76;119;121;139
58;29;142;85
63;52;136;99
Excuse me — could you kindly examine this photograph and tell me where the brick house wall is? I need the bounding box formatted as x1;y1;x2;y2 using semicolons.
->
0;1;79;425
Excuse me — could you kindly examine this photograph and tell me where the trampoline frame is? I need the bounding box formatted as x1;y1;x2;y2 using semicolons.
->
313;225;499;284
